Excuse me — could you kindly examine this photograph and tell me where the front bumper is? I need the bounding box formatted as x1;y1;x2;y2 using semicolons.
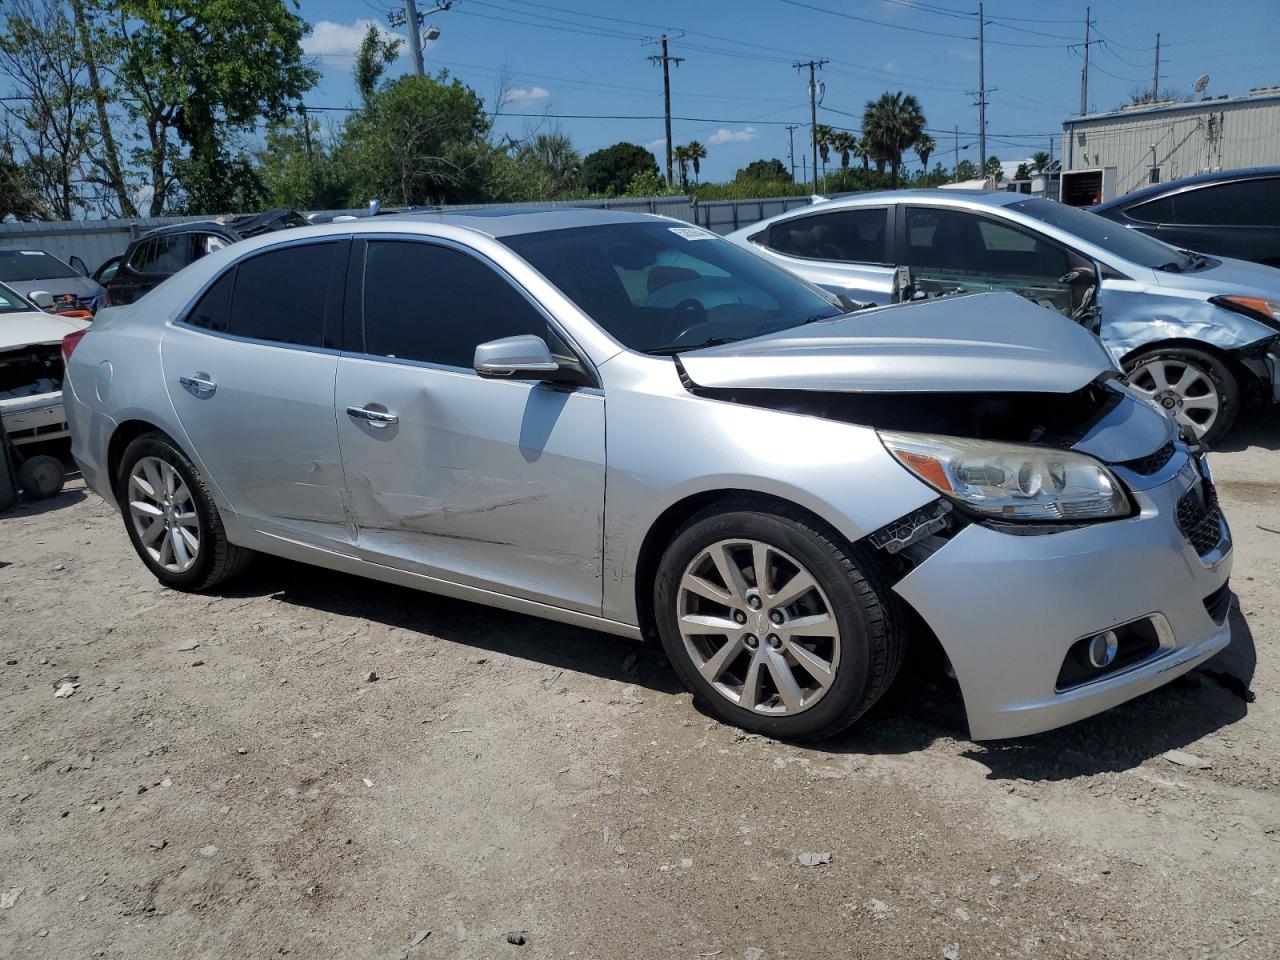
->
895;451;1232;740
0;390;70;445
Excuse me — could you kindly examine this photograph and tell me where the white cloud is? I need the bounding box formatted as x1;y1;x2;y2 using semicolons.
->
503;85;551;105
303;19;405;59
950;46;978;62
706;126;758;145
646;136;667;151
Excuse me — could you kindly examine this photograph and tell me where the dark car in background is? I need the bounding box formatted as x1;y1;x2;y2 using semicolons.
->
1093;168;1280;268
103;208;308;304
0;248;106;313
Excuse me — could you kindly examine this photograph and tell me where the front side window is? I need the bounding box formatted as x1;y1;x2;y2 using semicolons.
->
361;241;553;368
503;222;841;353
131;235;191;275
765;208;889;263
1127;195;1176;224
905;207;1071;282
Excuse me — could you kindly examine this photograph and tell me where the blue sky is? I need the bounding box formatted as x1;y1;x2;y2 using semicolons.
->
297;0;1280;181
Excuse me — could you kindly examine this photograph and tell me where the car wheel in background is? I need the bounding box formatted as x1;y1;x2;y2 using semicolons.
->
115;432;253;590
17;455;65;499
1125;346;1239;446
654;499;904;741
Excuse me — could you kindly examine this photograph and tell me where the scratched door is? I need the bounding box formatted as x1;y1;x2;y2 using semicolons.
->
333;238;606;615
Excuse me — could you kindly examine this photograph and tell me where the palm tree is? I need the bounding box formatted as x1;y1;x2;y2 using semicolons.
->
684;141;707;183
1030;150;1052;173
984;155;1003;182
813;124;835;171
673;144;691;188
830;131;857;169
914;133;935;172
861;91;926;187
853;135;871;170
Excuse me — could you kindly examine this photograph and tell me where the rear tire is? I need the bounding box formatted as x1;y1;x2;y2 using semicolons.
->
115;432;253;591
653;498;904;741
18;455;65;499
1125;346;1239;446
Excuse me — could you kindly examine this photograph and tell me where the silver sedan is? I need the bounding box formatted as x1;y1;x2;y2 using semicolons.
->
65;209;1232;740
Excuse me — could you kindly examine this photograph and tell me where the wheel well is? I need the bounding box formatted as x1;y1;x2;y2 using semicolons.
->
631;489;853;642
106;419;171;494
1121;338;1261;391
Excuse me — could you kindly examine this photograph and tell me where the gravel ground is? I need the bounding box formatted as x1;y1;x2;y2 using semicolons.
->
2;416;1278;960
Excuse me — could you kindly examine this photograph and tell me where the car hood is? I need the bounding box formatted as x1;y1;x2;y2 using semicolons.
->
1154;254;1280;298
4;275;104;301
0;310;91;350
678;292;1115;395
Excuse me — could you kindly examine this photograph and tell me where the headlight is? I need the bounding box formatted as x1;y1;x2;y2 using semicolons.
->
879;431;1130;522
1212;295;1280;331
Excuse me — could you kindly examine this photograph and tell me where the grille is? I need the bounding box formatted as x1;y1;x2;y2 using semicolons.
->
1117;440;1175;475
1176;479;1223;557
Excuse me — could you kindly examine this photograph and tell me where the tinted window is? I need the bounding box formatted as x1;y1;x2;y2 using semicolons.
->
131;235;193;275
228;243;336;347
362;241;550;367
1009;197;1185;268
193;234;227;260
0;250;78;282
1127;195;1176;224
905;207;1070;281
1166;179;1280;226
186;269;234;333
765;209;888;263
504;222;840;353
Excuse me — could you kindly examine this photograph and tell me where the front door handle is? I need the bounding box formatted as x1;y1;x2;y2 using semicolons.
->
179;375;216;397
346;404;399;427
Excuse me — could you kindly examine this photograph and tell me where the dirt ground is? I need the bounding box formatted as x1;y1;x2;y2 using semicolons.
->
2;416;1278;960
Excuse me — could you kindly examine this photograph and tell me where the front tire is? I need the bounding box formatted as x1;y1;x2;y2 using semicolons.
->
115;432;253;591
654;500;904;741
1126;346;1239;446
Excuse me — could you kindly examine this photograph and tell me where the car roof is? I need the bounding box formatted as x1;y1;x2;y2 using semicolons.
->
1094;166;1280;212
810;189;1027;209
139;220;235;240
377;205;665;237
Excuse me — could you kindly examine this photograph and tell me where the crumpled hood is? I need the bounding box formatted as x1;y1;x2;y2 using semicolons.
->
0;310;90;351
679;291;1116;394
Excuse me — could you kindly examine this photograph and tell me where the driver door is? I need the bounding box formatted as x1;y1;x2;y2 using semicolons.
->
334;238;606;614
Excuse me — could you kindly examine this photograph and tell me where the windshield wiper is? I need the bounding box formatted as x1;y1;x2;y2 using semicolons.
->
645;336;741;356
1154;260;1184;273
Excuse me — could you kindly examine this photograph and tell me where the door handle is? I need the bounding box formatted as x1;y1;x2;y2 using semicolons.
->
346;404;399;427
179;375;216;397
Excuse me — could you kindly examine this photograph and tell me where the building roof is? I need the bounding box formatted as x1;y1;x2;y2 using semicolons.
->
1065;89;1280;125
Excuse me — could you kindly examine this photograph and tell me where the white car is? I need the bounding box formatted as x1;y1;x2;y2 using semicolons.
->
0;281;90;446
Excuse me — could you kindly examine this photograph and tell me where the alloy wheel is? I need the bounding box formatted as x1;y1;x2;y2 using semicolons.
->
127;456;201;574
1127;357;1220;438
676;538;841;715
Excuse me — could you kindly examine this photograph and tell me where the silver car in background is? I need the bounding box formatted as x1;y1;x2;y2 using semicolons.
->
727;191;1280;444
66;209;1232;741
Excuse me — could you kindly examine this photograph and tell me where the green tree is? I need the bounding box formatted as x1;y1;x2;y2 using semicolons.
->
812;124;835;170
501;129;582;199
953;158;978;180
354;22;401;104
1030;151;1052;173
862;91;926;187
257;115;350;209
336;72;490;205
90;0;319;213
914;133;936;173
0;150;47;220
1014;162;1032;181
853;135;871;171
984;155;1003;182
581;142;659;195
735;158;790;182
685;140;707;183
830;131;857;169
673;144;691;188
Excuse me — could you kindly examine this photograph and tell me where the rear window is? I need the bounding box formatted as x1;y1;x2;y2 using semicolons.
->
0;250;78;282
130;235;192;275
1163;179;1280;227
765;208;889;263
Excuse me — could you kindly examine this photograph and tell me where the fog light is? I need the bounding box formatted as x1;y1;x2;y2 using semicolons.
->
1087;631;1119;668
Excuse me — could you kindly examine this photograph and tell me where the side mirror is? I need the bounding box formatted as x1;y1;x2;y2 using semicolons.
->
474;335;564;380
69;255;88;276
28;290;55;309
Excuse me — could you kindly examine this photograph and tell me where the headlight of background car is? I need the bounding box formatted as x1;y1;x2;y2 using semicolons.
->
1212;295;1280;331
879;431;1130;522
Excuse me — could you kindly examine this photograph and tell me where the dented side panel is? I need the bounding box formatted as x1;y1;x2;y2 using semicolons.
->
1097;284;1278;363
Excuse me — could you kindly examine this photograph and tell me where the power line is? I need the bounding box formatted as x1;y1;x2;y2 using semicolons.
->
646;35;684;187
793;59;828;193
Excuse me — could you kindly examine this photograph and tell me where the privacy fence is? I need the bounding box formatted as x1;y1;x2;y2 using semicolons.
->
0;193;833;270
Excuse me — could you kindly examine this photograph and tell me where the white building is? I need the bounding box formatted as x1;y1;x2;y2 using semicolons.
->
1063;88;1280;198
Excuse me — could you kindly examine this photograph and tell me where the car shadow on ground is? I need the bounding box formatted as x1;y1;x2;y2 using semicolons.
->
1;484;86;520
1213;404;1280;453
221;556;1256;781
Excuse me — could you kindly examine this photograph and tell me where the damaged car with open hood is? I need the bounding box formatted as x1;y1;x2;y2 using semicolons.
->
65;209;1232;741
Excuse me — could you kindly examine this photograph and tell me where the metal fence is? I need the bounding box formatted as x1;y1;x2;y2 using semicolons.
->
0;192;826;269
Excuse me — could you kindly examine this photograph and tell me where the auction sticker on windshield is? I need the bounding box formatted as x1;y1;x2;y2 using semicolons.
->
669;226;717;241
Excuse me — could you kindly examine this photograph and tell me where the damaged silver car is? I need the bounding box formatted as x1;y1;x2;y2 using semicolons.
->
727;191;1280;444
66;210;1232;741
1;280;90;447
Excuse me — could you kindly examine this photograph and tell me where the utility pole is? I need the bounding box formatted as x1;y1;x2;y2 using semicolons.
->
388;0;452;77
977;1;986;173
1152;33;1161;101
785;124;799;182
794;59;828;193
648;35;685;188
1079;6;1093;116
954;124;959;174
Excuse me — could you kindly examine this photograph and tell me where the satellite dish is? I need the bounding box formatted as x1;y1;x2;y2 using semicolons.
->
1194;74;1210;93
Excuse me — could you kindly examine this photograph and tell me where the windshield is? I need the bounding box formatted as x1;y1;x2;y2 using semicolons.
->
503;221;842;353
0;282;33;314
0;250;78;282
1008;198;1189;270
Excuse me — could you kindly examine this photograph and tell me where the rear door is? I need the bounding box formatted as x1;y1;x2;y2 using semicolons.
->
751;206;895;303
334;237;606;614
161;239;353;546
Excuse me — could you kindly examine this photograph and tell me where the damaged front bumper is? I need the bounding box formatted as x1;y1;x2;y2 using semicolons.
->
0;388;70;445
894;449;1231;740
